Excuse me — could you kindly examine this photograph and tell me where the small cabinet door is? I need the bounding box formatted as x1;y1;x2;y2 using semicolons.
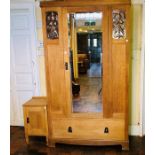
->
24;106;48;136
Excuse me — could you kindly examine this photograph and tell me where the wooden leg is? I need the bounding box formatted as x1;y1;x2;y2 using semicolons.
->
25;136;29;144
46;136;49;146
122;142;129;151
50;142;56;148
47;139;56;147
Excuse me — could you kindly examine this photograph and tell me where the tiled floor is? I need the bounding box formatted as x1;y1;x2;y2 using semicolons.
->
10;126;145;155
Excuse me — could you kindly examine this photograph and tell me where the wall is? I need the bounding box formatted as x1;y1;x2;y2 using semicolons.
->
129;3;144;136
35;2;47;96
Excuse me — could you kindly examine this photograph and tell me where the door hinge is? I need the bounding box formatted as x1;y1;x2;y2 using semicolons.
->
27;117;30;124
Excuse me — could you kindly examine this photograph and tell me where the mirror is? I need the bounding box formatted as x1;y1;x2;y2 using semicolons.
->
68;12;103;113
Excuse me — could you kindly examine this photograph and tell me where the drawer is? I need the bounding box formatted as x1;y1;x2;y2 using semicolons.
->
52;118;125;140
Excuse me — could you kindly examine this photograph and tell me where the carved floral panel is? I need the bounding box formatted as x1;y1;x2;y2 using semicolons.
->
112;10;126;39
46;11;59;39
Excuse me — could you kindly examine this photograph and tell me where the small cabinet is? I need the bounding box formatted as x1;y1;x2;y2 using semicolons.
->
23;97;48;145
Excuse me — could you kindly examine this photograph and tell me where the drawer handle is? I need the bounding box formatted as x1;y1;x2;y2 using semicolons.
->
68;126;72;133
104;127;109;133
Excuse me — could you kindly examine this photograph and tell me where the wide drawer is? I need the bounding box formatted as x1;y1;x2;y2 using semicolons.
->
52;118;125;140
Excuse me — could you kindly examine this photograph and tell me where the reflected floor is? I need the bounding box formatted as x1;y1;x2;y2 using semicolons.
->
73;75;102;113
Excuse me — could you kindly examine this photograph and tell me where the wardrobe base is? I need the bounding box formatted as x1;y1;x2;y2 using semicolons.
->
48;138;129;151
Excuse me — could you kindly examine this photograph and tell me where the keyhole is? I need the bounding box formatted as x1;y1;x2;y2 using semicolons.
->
104;127;109;133
68;126;72;133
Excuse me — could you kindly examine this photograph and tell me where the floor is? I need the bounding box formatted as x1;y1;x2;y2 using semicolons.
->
10;126;145;155
73;63;102;113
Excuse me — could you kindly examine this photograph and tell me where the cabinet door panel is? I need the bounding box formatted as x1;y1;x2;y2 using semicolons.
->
27;107;47;135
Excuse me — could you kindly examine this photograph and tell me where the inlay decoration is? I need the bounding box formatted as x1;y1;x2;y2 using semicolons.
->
46;11;59;39
112;10;126;39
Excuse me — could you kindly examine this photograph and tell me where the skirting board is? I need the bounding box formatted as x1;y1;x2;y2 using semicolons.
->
129;125;145;136
10;119;24;126
131;0;144;4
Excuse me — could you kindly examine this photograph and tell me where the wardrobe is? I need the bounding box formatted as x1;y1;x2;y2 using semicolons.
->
40;0;131;150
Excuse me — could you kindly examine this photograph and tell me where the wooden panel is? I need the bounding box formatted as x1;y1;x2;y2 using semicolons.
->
108;6;130;115
112;44;127;113
40;0;131;7
102;7;113;118
41;7;69;142
47;45;66;115
52;118;125;140
62;8;72;117
26;106;48;136
23;107;29;143
23;97;47;106
42;7;67;117
109;5;130;141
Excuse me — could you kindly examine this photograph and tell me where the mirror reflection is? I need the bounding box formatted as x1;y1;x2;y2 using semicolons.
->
68;12;103;113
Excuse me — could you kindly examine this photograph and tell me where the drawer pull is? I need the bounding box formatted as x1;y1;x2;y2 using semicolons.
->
104;127;109;133
68;126;72;133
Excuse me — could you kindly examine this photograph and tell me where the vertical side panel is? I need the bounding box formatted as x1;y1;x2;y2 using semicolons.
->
62;8;72;117
41;7;68;143
47;44;66;115
103;7;113;118
41;7;53;141
109;6;130;115
42;7;67;117
112;43;127;113
110;5;130;140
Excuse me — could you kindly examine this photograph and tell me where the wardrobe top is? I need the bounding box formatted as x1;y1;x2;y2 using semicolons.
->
23;97;47;107
40;0;131;8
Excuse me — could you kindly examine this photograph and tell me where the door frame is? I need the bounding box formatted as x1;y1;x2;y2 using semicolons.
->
11;1;40;96
64;6;110;118
10;1;40;126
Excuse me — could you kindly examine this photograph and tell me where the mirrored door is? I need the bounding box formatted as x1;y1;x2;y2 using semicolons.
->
68;12;103;113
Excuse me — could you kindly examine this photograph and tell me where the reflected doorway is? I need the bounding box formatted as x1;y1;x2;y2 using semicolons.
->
68;12;103;113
